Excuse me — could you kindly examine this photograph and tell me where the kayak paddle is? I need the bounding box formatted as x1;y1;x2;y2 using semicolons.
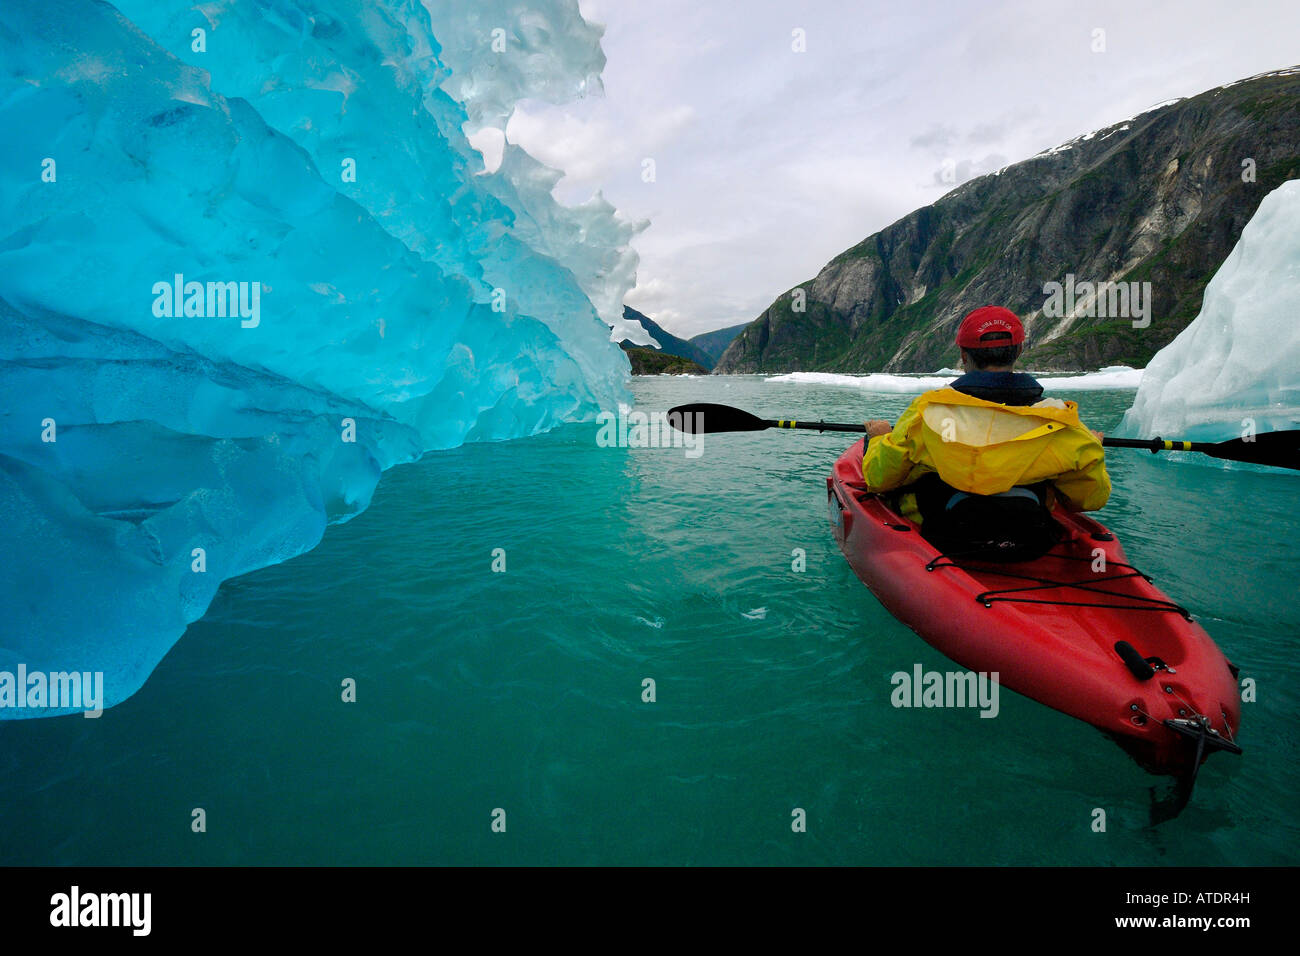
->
666;402;1300;472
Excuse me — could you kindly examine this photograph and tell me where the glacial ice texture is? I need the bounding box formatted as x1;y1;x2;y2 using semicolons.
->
1120;180;1300;444
0;0;638;716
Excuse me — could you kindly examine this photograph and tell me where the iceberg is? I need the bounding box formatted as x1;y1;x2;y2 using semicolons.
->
768;366;1144;393
0;0;638;716
1120;180;1300;443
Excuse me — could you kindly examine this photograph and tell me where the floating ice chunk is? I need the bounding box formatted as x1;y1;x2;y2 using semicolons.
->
1119;180;1300;442
767;367;1143;393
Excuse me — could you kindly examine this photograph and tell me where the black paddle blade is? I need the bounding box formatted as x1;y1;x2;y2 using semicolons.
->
666;403;771;434
1205;430;1300;471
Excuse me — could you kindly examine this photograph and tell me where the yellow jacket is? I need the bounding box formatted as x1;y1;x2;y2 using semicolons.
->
862;388;1110;517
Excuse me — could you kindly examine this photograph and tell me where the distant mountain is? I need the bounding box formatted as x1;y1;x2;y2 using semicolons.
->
716;68;1300;373
688;323;748;364
624;347;708;375
619;305;716;369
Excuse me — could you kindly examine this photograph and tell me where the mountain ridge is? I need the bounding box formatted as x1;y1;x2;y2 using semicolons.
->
688;322;748;364
716;68;1300;374
618;305;716;369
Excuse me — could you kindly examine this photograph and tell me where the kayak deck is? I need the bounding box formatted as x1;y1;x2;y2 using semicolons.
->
828;439;1241;778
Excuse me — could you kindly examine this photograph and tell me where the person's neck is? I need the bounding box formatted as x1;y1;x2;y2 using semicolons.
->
963;365;1015;374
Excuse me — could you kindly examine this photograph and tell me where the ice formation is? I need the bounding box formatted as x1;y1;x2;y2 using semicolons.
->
0;0;640;716
1120;180;1300;442
767;366;1144;393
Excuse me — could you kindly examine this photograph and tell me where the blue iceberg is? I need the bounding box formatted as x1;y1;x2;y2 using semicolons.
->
0;0;640;717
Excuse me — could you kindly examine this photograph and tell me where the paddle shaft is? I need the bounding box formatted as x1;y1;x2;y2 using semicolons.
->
1101;436;1215;453
767;418;866;433
777;419;1258;454
666;402;1299;471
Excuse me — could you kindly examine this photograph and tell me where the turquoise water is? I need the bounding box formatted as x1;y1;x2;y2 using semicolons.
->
2;375;1297;865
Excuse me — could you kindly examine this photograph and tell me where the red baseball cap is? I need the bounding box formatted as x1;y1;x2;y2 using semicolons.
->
956;306;1025;348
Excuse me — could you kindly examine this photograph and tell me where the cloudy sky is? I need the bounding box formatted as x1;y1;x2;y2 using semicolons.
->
500;0;1300;339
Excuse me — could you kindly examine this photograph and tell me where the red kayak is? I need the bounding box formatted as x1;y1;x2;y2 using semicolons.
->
827;439;1242;784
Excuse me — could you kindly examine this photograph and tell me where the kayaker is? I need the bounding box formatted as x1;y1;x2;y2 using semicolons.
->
860;306;1110;559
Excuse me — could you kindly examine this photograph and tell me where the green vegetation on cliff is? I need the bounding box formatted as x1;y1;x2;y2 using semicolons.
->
623;347;708;375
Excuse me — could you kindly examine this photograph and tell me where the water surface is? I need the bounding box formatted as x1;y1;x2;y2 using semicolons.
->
2;375;1296;865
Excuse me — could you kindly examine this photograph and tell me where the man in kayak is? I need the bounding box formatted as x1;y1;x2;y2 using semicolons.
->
861;306;1110;559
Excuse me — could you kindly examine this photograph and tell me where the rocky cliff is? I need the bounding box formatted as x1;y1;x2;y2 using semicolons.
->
716;68;1300;373
618;305;716;370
